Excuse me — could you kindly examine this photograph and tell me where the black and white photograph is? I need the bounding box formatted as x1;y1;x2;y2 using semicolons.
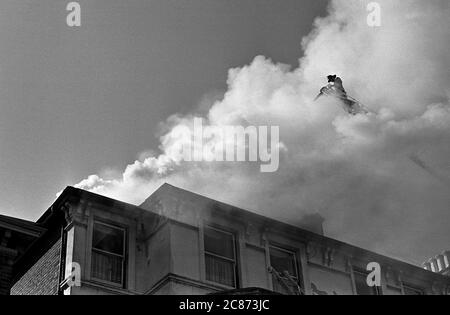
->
0;0;449;301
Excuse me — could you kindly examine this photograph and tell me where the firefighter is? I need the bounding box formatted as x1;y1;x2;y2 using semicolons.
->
315;75;361;115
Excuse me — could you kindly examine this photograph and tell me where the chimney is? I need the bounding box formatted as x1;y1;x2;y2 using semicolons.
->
298;213;325;236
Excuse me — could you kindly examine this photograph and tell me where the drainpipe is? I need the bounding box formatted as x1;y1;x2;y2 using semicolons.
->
57;226;67;295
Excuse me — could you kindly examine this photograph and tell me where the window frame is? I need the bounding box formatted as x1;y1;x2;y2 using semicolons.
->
91;220;128;288
268;245;301;294
203;225;239;289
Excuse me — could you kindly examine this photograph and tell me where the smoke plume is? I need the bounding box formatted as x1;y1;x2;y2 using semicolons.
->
75;0;450;264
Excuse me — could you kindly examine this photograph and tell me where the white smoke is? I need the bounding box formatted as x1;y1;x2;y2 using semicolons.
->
75;0;450;264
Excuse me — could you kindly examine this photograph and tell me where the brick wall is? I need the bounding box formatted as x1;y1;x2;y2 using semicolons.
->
11;238;62;295
0;247;17;295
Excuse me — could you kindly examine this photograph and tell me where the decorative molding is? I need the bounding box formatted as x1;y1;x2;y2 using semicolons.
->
245;223;252;239
345;256;353;273
306;242;318;261
322;247;334;267
397;270;403;285
260;226;269;247
61;198;89;227
322;248;327;266
245;223;258;242
329;248;336;267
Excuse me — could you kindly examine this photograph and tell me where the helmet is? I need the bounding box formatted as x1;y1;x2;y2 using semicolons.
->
327;75;337;83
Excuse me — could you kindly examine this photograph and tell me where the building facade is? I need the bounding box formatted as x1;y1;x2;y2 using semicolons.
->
0;215;45;295
3;184;450;295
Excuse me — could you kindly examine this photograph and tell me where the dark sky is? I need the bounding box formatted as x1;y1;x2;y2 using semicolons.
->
0;0;328;220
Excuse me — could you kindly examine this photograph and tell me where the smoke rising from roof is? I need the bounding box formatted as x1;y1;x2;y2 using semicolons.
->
74;0;450;264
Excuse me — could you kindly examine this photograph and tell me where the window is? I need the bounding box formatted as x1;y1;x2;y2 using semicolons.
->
353;270;381;295
403;285;423;295
204;226;238;288
91;221;126;286
269;246;302;294
309;265;354;295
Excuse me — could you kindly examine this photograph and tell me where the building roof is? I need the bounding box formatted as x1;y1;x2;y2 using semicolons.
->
140;184;450;283
33;183;450;285
0;214;45;237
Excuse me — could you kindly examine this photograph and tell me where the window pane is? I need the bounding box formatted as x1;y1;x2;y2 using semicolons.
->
92;251;123;284
309;265;354;295
93;223;125;255
205;254;235;287
272;274;301;295
354;272;378;295
270;247;300;294
204;227;234;259
270;247;297;278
